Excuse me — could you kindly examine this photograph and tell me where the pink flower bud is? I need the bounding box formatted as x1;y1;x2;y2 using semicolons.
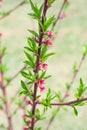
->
26;100;32;105
59;13;67;19
44;39;53;45
41;63;48;70
23;128;28;130
64;0;68;3
47;31;54;38
39;79;45;85
40;86;46;92
22;114;27;119
0;0;3;2
65;92;70;97
39;79;46;92
34;117;38;122
29;120;32;127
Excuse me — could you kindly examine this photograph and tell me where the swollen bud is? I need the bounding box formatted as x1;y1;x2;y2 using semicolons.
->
23;128;28;130
47;31;54;38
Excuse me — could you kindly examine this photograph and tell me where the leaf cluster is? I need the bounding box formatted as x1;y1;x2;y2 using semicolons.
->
74;78;87;99
41;88;56;108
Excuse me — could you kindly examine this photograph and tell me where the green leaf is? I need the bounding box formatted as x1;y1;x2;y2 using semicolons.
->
44;16;55;31
27;37;39;53
29;95;33;101
5;77;11;84
21;80;28;91
41;99;48;106
21;71;29;79
28;13;37;19
28;110;35;118
24;60;35;69
35;127;42;130
30;0;37;14
74;101;85;106
37;127;42;130
83;44;87;56
39;21;44;31
0;104;3;110
29;0;41;19
35;109;40;118
19;90;28;96
24;46;33;53
73;62;78;72
73;106;78;116
55;91;62;101
27;81;33;85
74;78;87;99
46;88;51;98
24;51;35;67
44;75;52;79
36;95;41;99
28;29;39;38
39;71;46;80
64;1;70;9
0;64;8;73
38;4;43;17
2;47;7;56
41;45;48;59
41;52;55;62
48;0;56;4
66;82;70;90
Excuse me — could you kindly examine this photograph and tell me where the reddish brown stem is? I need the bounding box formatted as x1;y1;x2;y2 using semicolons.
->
31;1;48;130
37;97;87;106
0;41;13;130
52;0;66;30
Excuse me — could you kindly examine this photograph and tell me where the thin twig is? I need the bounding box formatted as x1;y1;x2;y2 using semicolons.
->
46;54;86;130
0;39;13;130
11;96;26;117
5;65;26;87
38;97;87;106
0;0;26;21
52;0;66;31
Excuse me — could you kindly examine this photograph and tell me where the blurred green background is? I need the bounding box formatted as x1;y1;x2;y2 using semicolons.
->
0;0;87;130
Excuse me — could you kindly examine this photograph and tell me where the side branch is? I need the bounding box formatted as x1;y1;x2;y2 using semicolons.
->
47;97;87;106
52;0;66;30
0;0;26;21
46;54;86;130
37;97;87;106
5;65;26;87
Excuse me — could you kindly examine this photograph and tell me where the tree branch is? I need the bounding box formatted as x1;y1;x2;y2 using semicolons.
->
0;39;13;130
46;54;86;130
52;0;66;30
31;1;48;130
0;0;26;21
38;97;87;106
5;65;26;87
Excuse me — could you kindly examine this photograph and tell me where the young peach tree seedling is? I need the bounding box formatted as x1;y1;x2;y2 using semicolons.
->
20;0;87;130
